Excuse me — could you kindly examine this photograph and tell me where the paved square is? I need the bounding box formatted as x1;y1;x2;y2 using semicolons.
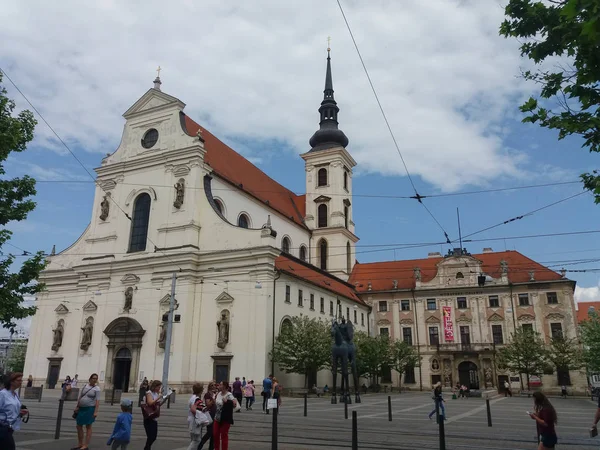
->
14;391;600;449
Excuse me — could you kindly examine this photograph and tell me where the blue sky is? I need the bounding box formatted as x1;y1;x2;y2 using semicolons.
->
1;1;599;340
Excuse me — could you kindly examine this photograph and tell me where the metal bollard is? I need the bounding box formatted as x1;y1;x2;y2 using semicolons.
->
39;385;43;402
436;400;446;450
55;399;64;440
271;405;278;450
304;393;307;417
344;399;348;419
486;398;492;427
352;410;358;450
388;395;392;421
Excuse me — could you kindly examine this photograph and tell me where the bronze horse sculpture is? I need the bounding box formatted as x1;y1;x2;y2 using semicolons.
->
331;316;361;404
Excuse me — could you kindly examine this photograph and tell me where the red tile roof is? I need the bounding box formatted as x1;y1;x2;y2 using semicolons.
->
275;255;365;305
577;301;600;324
348;250;567;293
182;114;306;226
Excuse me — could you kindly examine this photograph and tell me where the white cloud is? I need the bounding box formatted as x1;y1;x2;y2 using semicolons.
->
1;0;537;191
576;281;600;303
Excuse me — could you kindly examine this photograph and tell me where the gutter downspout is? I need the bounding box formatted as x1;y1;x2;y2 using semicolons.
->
271;270;281;375
411;288;423;392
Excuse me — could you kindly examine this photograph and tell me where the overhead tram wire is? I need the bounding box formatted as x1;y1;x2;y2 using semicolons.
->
335;0;451;244
0;68;183;270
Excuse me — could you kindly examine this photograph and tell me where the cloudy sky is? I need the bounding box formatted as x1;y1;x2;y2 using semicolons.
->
1;0;599;335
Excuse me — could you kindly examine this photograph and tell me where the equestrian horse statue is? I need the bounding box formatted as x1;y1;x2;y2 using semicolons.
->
331;316;361;404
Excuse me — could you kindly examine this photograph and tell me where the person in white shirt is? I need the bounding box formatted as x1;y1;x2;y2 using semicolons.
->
71;375;78;389
0;372;28;450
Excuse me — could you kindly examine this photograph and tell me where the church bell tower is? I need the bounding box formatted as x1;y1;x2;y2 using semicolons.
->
301;47;358;281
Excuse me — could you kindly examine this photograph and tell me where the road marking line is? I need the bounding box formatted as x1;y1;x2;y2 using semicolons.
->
358;402;431;419
445;396;506;424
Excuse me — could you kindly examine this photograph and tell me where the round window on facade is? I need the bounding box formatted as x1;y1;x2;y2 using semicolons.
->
141;129;159;149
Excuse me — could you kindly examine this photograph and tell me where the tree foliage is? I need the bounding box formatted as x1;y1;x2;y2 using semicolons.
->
390;339;420;387
6;343;26;373
548;334;583;373
0;73;45;330
579;310;600;372
270;316;330;388
498;328;548;389
500;0;600;202
354;332;393;383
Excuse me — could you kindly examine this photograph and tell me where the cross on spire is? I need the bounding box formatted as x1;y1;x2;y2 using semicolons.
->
153;66;162;91
156;66;162;78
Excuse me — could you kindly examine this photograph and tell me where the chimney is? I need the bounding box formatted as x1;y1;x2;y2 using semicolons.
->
482;247;493;253
428;252;442;258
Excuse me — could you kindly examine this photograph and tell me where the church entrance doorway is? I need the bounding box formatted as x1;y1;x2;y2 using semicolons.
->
113;348;132;392
458;361;479;390
104;318;145;392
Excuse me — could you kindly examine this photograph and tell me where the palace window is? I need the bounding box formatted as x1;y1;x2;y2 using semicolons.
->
238;213;250;229
492;325;504;344
404;367;416;384
522;323;533;333
403;328;413;345
550;323;563;339
518;293;530;306
129;193;151;253
318;168;328;187
281;237;291;253
547;292;558;304
320;297;325;313
285;285;291;303
318;204;328;228
299;245;307;262
429;327;439;345
310;294;315;311
460;326;471;344
401;300;410;311
330;301;334;316
427;299;437;310
361;313;365;326
298;289;303;307
488;295;499;308
380;327;389;337
457;297;468;309
379;301;388;312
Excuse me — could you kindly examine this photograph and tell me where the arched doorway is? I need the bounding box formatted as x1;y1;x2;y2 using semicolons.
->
104;317;145;392
113;347;132;392
458;361;480;390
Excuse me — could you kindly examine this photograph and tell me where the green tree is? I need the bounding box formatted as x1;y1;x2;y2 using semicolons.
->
579;310;600;372
6;342;26;373
548;334;583;383
354;332;393;384
390;340;420;389
498;328;548;390
270;316;330;388
500;0;600;202
0;72;45;330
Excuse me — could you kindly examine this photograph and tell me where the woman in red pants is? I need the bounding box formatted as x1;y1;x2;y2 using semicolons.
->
213;381;236;450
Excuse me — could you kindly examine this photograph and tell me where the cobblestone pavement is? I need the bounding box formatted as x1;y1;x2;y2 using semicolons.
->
13;390;600;449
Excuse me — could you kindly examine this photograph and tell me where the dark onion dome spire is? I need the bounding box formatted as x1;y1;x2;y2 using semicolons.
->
309;48;349;151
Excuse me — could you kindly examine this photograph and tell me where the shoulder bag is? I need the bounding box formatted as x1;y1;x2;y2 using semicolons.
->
72;385;93;419
141;393;161;420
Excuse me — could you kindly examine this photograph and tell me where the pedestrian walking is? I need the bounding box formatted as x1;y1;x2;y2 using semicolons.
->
504;380;513;397
107;398;133;450
62;375;72;399
213;381;237;450
428;382;446;421
242;377;247;388
243;381;255;410
528;392;557;449
198;381;216;450
262;374;273;414
142;380;170;450
272;377;282;409
0;372;29;450
232;378;243;413
560;385;567;399
72;373;100;450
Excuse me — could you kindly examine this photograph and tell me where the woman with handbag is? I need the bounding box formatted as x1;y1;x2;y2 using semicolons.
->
142;380;169;450
0;372;29;450
72;373;100;450
213;381;237;450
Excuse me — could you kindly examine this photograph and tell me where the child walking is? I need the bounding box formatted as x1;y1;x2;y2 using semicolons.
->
107;399;133;449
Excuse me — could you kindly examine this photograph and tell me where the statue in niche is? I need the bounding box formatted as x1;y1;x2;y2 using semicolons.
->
52;319;64;352
484;367;493;386
216;310;230;349
443;365;451;386
123;287;133;312
158;322;167;349
500;260;508;274
173;180;185;209
431;359;440;371
99;195;110;221
413;267;421;281
80;317;94;351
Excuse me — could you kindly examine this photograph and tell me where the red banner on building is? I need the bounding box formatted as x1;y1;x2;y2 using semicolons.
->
442;306;454;342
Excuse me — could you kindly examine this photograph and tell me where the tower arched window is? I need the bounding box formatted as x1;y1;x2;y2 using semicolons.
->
238;213;250;229
344;171;348;190
344;205;349;229
346;242;352;273
318;168;328;187
282;237;291;253
129;193;151;253
299;245;307;262
318;204;328;228
319;239;328;270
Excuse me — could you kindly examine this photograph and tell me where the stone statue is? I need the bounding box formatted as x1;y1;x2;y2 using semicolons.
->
124;287;133;312
443;365;451;386
216;311;230;349
500;260;508;274
52;319;64;352
80;317;94;351
431;359;440;371
485;367;493;385
158;322;166;349
99;195;110;221
414;267;421;281
173;181;185;209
